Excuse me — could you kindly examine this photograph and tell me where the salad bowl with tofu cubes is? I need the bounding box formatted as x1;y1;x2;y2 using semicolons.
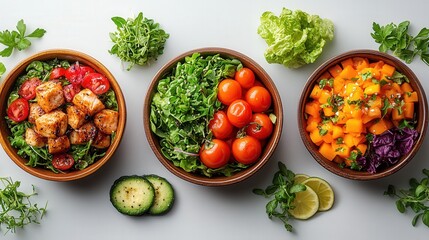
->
0;49;126;181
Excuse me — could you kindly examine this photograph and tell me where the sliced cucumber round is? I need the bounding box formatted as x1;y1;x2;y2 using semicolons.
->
144;174;175;215
110;175;155;216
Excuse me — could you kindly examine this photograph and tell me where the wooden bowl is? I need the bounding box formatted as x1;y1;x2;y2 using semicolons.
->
144;47;283;186
298;50;428;180
0;49;126;181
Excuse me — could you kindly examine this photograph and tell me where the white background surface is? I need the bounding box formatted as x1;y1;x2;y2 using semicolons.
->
1;0;429;239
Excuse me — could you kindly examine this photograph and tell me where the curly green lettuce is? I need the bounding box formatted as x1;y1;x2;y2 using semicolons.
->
258;8;334;68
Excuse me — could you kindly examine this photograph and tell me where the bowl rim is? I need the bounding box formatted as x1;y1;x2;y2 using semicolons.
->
143;47;283;186
298;49;428;180
0;49;127;181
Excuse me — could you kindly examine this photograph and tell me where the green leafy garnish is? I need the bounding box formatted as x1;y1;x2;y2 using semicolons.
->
0;177;47;234
0;19;46;57
257;8;334;68
384;169;429;228
149;53;242;177
109;12;169;70
371;21;429;66
253;162;306;232
0;62;5;78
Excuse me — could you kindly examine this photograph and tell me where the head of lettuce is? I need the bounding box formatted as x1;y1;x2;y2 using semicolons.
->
258;8;334;69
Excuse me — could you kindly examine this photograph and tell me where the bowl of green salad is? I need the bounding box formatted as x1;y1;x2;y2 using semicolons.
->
0;49;126;181
144;47;283;186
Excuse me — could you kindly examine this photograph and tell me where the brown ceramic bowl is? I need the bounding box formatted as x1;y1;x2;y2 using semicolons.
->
0;49;126;181
298;49;428;180
144;47;283;186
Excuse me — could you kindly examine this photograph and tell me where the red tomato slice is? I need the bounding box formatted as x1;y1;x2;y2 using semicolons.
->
82;72;110;95
65;62;95;85
7;98;30;122
52;153;75;171
18;78;42;100
49;67;66;80
63;84;81;102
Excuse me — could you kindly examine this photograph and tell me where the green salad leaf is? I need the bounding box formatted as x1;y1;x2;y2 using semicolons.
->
109;12;169;70
257;8;334;68
150;53;244;177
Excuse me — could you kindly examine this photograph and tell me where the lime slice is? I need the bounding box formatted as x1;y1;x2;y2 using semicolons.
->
302;177;334;211
289;186;319;220
294;174;310;184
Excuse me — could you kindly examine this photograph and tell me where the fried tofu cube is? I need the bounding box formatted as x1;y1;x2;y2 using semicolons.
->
92;131;111;149
67;105;87;129
25;128;47;148
72;89;105;116
69;122;97;145
94;109;118;134
35;110;68;138
28;103;45;124
35;81;65;113
48;135;70;154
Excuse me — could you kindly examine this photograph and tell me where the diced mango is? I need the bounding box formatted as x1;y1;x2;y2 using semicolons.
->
319;142;337;161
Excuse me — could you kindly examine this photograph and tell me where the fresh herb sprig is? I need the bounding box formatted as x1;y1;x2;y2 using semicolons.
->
253;162;306;232
384;169;429;228
0;177;47;234
109;12;169;70
0;62;5;78
371;21;429;66
0;19;46;57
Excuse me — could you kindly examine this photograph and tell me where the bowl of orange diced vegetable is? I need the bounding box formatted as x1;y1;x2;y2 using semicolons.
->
298;49;428;180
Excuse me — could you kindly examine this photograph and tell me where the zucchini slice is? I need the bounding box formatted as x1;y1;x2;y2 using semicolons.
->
110;175;155;216
144;175;175;215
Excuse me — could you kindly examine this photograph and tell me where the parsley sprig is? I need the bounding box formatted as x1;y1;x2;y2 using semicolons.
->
0;19;46;57
384;169;429;228
371;21;429;66
0;177;47;234
253;162;306;232
0;62;5;78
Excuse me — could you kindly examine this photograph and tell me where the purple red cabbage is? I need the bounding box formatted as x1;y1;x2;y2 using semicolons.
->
357;127;419;173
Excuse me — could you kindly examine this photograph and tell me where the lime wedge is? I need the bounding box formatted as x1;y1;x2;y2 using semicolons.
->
302;177;334;211
289;186;319;220
294;174;310;184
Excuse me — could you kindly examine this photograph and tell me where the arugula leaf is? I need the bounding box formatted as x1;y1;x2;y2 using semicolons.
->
109;12;169;70
372;21;429;66
0;177;47;234
0;62;5;78
0;19;46;57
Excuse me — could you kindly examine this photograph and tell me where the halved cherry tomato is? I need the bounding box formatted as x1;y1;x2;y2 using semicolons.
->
217;79;242;105
7;98;30;122
235;67;255;89
49;67;66;80
232;135;262;165
199;139;231;169
209;111;234;139
52;153;75;171
246;113;273;140
65;62;95;85
227;99;253;128
63;84;81;102
245;86;272;113
82;72;110;95
18;78;41;100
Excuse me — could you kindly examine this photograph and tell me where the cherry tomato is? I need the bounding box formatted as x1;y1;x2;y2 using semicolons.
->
235;67;255;89
7;98;30;122
82;72;110;95
52;153;75;171
65;62;95;85
245;86;272;113
227;99;253;128
217;79;242;105
232;135;262;165
209;111;234;139
18;78;42;100
49;67;66;80
199;139;231;169
63;84;81;102
246;113;273;140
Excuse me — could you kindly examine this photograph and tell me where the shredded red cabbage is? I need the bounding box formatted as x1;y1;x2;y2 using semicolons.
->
357;127;418;173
